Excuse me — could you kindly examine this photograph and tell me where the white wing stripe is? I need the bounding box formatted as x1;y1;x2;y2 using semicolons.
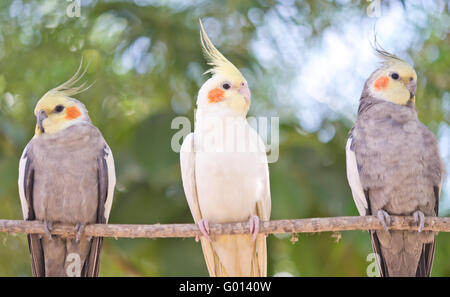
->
346;137;368;216
18;148;29;220
103;146;116;223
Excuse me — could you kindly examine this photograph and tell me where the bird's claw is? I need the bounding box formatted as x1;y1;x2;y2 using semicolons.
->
413;210;425;234
74;223;86;243
249;215;260;242
44;221;53;240
377;210;391;232
197;219;210;242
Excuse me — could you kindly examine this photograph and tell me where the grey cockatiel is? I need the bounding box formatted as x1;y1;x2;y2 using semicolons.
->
179;21;271;276
18;65;116;276
346;47;444;276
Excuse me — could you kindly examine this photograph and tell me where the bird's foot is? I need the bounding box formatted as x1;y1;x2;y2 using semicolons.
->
413;210;425;234
377;210;391;232
44;221;53;240
196;219;210;242
249;215;260;242
74;223;86;243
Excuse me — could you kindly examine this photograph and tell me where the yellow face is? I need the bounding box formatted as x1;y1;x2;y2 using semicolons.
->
370;61;418;105
204;73;251;115
34;94;83;135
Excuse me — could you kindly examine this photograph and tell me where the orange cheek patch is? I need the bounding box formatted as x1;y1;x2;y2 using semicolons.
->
66;106;81;120
374;76;389;90
208;88;225;103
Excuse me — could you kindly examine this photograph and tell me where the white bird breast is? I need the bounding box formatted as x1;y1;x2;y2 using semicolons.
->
194;117;268;223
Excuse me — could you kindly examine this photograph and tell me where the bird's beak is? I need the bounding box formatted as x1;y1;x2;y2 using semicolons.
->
36;110;48;134
238;85;251;105
406;80;417;100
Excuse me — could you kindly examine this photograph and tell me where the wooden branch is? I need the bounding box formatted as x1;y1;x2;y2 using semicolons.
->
0;216;449;239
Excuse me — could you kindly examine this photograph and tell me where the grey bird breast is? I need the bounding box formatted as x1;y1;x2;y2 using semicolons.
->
28;123;106;224
352;99;443;216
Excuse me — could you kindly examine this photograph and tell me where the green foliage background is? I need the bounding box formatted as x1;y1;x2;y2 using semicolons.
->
0;0;448;276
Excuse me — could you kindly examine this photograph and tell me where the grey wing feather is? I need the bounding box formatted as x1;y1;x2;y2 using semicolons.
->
347;136;389;276
415;185;441;277
83;145;115;277
370;230;388;276
18;145;45;276
416;241;435;277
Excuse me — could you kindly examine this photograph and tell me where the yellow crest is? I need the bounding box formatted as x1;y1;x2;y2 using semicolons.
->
199;19;245;81
372;37;409;69
39;58;92;105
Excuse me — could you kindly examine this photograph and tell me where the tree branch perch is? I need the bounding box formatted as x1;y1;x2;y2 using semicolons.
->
0;216;449;239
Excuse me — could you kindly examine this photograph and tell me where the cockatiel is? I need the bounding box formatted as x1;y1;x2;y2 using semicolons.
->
346;45;444;276
18;64;116;276
180;20;271;276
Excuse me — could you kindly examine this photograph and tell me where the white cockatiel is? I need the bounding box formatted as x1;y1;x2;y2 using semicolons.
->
180;20;271;277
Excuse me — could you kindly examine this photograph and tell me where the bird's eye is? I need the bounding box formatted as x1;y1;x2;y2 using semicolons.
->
241;82;245;87
54;105;64;113
390;72;400;80
409;77;414;81
222;83;231;90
